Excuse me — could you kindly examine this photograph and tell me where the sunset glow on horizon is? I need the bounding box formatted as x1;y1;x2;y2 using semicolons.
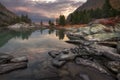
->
0;0;87;22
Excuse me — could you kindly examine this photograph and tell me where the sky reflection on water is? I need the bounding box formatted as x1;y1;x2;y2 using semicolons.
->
0;29;74;54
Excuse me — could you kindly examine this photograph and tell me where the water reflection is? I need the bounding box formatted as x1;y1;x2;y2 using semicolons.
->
56;29;65;40
0;28;66;48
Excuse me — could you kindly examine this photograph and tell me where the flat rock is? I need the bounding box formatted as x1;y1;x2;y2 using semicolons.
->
66;40;93;46
52;59;66;67
0;62;27;74
57;52;77;61
11;56;28;63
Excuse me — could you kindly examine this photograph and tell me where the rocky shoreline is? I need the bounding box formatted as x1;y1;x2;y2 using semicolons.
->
0;53;28;74
48;23;120;80
0;23;120;80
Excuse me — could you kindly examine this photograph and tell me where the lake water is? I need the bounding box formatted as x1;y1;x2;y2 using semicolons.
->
0;28;75;80
0;28;114;80
0;28;74;55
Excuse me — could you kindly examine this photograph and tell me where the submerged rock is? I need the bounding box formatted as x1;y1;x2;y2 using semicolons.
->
0;62;27;74
11;56;28;63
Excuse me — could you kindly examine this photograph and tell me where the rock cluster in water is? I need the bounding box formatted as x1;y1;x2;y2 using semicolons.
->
0;53;28;74
48;23;120;80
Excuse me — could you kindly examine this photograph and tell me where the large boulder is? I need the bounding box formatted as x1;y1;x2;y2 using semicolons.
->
75;24;107;36
91;44;120;61
75;58;109;75
0;62;27;74
90;24;107;34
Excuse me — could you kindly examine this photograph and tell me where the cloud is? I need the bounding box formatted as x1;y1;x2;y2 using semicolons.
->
0;0;86;22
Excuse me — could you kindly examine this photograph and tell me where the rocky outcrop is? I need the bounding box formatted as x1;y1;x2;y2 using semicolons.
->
0;62;27;74
0;53;28;74
66;24;120;42
47;23;120;80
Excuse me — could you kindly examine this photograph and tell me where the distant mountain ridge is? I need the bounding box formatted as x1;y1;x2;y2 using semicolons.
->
0;2;18;26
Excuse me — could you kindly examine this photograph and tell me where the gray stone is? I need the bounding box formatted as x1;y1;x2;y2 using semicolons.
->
66;40;93;46
106;61;120;73
52;59;66;67
62;49;69;54
0;53;13;64
85;33;120;41
57;52;77;61
90;24;106;34
0;62;27;74
75;58;109;75
91;44;120;61
11;56;28;63
48;50;60;58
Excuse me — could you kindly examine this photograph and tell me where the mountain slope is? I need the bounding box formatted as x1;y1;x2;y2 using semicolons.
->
75;0;120;12
0;2;18;26
67;0;120;23
75;0;105;11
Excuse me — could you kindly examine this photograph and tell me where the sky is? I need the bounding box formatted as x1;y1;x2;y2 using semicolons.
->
0;0;87;22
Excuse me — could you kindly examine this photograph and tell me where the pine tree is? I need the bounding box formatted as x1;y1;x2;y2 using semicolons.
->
102;0;112;18
40;20;43;26
59;15;66;26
